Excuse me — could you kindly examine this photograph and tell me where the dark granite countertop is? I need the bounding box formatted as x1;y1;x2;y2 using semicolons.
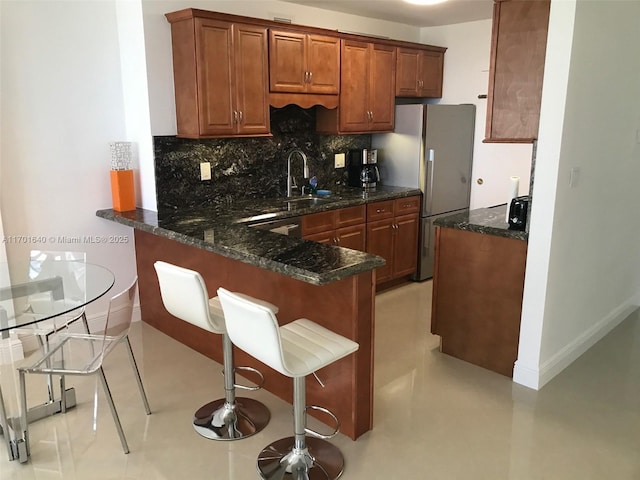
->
97;185;422;285
434;204;528;241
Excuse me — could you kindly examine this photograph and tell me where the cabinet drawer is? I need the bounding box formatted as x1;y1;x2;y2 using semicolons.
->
336;205;366;228
302;210;334;236
367;200;394;221
394;196;420;216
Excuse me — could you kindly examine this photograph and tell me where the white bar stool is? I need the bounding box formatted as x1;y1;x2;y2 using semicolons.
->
154;261;273;441
217;287;359;480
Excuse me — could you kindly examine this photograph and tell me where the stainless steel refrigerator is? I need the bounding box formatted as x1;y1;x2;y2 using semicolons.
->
372;103;475;280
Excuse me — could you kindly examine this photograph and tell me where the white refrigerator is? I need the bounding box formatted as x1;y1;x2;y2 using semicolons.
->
372;103;476;280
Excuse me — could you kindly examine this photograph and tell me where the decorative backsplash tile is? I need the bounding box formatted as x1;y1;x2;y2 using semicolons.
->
154;105;370;210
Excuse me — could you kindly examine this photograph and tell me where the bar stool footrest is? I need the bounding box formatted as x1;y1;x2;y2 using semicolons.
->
304;405;340;439
233;365;265;391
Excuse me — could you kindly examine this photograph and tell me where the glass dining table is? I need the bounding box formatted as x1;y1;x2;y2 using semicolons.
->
0;260;115;462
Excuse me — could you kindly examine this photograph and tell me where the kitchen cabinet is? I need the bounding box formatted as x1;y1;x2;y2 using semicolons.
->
316;40;396;134
366;197;420;284
302;205;366;251
484;0;551;143
396;47;444;98
166;12;270;138
269;30;340;95
431;226;527;377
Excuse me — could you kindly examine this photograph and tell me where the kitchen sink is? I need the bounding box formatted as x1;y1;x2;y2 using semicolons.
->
280;195;338;207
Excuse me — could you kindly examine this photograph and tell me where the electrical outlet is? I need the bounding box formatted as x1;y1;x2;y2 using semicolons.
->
200;162;211;181
334;153;345;169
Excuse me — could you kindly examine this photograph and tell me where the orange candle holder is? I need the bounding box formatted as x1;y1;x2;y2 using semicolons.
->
110;169;136;212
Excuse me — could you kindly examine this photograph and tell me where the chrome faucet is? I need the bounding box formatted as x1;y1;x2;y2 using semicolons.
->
286;149;310;197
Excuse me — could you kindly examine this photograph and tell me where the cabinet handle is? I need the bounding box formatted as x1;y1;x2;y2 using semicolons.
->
376;208;385;213
308;71;313;84
233;111;238;123
335;236;340;245
239;111;243;124
304;71;308;83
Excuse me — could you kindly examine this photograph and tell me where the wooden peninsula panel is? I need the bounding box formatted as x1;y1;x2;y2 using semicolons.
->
134;230;374;440
431;226;527;377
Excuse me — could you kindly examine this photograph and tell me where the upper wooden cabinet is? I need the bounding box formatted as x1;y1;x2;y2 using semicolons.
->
396;48;444;98
269;30;340;95
484;0;551;143
317;40;396;134
166;12;270;138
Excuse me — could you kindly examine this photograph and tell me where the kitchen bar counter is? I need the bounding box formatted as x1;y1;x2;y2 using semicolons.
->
97;185;419;440
97;185;420;285
434;204;528;241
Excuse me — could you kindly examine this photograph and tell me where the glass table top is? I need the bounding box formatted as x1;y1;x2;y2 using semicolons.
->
0;260;115;332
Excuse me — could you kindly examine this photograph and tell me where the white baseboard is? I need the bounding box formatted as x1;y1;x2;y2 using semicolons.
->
514;294;639;390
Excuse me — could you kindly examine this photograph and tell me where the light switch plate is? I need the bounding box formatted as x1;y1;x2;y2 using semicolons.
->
200;162;211;181
334;153;345;169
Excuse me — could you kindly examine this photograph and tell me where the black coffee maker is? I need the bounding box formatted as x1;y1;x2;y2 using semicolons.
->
347;149;380;189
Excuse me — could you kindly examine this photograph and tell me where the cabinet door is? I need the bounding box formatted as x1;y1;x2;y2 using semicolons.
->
302;210;335;236
196;18;235;136
337;224;366;251
269;30;306;93
396;48;420;97
366;219;394;283
485;0;550;142
304;230;335;245
234;24;270;135
392;213;419;277
418;51;443;98
369;44;396;132
307;34;340;94
339;40;371;132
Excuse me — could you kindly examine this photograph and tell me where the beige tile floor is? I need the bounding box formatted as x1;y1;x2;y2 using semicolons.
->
1;280;640;479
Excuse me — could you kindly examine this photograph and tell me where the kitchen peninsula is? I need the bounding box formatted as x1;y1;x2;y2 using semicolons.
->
431;204;528;377
98;186;420;440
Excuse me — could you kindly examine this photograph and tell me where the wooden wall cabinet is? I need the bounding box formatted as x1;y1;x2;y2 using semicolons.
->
166;13;270;138
269;30;340;94
366;197;420;284
484;0;551;143
302;205;367;251
431;227;527;377
316;40;396;134
396;48;444;98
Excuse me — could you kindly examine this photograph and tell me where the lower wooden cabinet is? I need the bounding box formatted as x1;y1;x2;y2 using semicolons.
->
431;226;527;377
366;197;420;284
302;197;421;283
302;205;367;251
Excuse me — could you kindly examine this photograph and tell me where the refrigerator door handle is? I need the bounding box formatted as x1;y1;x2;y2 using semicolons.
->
425;148;435;216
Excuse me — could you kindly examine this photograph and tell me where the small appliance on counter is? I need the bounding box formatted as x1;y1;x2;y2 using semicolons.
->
508;196;529;231
347;148;380;189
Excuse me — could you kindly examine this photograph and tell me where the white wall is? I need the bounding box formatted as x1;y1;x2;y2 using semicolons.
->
0;1;139;315
516;0;640;388
420;20;533;209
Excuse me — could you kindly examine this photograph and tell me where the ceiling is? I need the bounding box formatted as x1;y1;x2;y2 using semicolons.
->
282;0;494;28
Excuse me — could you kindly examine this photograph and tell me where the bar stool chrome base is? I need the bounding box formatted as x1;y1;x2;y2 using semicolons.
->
193;397;270;441
257;436;344;480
